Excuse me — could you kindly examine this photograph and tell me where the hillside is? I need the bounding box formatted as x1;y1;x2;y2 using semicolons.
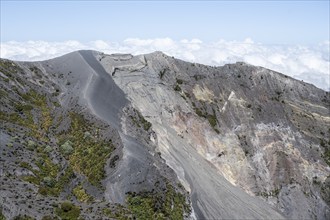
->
0;50;329;219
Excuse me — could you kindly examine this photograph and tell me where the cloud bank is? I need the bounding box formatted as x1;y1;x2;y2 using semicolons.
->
1;39;329;90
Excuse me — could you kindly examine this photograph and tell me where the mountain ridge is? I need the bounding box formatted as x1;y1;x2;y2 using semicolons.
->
4;49;324;92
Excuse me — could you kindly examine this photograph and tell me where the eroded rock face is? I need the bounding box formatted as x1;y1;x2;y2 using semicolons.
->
0;50;329;219
99;51;330;219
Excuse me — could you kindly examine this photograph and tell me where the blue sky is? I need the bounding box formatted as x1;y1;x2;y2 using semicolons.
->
1;1;329;44
1;1;329;90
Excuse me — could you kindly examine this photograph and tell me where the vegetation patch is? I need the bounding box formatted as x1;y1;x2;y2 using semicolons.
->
193;103;218;132
29;66;43;78
0;89;53;142
41;216;58;220
207;114;217;128
126;184;190;220
257;188;280;198
60;112;114;187
109;155;120;168
159;69;166;79
19;161;32;170
102;205;131;220
55;202;80;220
0;60;23;78
174;84;182;92
73;184;93;203
193;75;205;81
130;109;152;131
320;137;330;166
60;141;74;156
176;78;183;84
22;149;75;197
0;208;5;220
12;215;35;220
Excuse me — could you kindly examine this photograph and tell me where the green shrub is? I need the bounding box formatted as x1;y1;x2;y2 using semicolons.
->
194;108;205;118
143;120;152;131
73;184;93;203
83;131;91;139
130;110;152;131
44;145;52;153
207;115;217;128
60;141;74;156
19;162;32;170
15;104;33;112
27;140;36;151
323;146;330;166
55;202;80;220
43;176;56;187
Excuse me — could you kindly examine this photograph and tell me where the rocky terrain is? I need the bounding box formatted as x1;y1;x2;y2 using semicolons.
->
0;50;329;219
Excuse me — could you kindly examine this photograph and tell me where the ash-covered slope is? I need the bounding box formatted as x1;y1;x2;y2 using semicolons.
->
0;50;329;220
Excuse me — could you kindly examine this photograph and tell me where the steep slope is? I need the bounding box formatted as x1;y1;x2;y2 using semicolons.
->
0;50;329;220
98;51;330;219
0;52;190;219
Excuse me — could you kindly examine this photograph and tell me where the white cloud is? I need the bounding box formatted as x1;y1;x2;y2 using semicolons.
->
92;40;110;50
0;39;329;90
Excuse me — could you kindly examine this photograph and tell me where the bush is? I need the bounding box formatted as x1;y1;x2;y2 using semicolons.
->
73;184;93;203
207;115;217;128
44;145;52;153
109;155;119;168
27;140;36;151
143;120;152;131
43;176;56;187
20;161;32;170
15;104;33;112
60;141;74;156
83;131;91;139
55;202;80;219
